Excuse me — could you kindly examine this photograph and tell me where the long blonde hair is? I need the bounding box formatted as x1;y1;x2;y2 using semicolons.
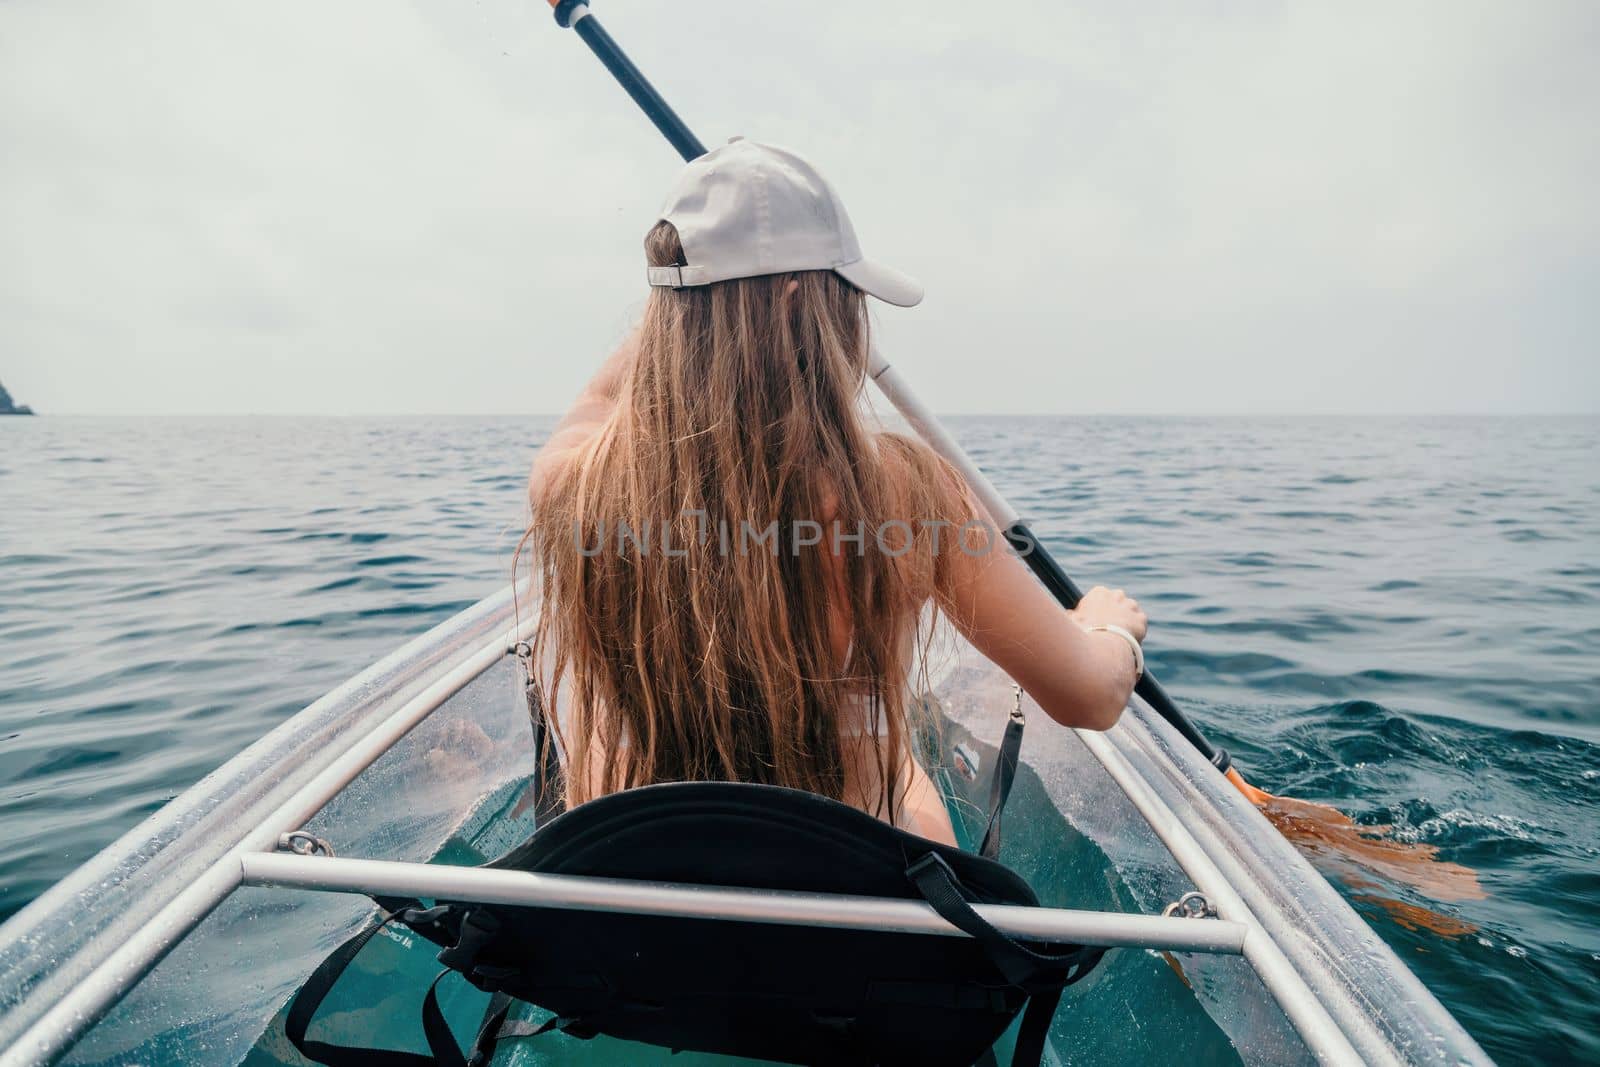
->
522;221;973;822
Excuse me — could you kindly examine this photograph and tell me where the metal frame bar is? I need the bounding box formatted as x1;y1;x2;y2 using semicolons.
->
0;610;1372;1067
1101;707;1490;1065
239;853;1249;955
1073;725;1366;1065
0;616;536;1067
870;347;1402;1064
0;584;1479;1067
0;618;1392;1067
0;340;1484;1065
0;587;527;1056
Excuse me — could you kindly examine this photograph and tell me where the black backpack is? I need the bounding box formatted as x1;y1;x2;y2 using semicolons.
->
288;733;1105;1067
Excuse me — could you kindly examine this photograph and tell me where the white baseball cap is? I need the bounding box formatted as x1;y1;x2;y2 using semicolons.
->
646;137;923;307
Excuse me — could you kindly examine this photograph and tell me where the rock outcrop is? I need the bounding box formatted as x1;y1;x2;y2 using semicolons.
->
0;379;35;415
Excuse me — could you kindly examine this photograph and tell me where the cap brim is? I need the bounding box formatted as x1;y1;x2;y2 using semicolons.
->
834;257;923;308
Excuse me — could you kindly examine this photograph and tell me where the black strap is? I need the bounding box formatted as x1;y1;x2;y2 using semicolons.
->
462;992;517;1067
289;900;506;1067
287;903;439;1067
289;900;577;1067
907;853;1087;989
517;645;564;824
906;853;1104;1067
469;1008;577;1065
421;970;469;1067
978;711;1025;860
437;908;501;973
1012;987;1064;1067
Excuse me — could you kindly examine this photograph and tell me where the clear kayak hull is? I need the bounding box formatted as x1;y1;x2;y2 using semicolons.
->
0;590;1489;1066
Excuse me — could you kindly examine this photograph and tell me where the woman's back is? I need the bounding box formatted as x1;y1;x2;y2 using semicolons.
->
526;211;970;827
524;139;1147;837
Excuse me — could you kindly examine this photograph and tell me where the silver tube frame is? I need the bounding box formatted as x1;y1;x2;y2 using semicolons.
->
0;345;1490;1067
0;612;537;1067
1074;727;1365;1065
872;348;1369;1059
240;853;1250;955
868;346;1488;1066
1103;704;1492;1065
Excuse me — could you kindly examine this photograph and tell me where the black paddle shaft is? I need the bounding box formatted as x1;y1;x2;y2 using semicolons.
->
553;2;707;161
1002;521;1229;770
548;1;1232;774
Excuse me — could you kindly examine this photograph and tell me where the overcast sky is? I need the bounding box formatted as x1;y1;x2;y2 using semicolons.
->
2;1;1595;415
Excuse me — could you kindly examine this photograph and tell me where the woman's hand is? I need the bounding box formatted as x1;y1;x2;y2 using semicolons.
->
938;540;1148;731
1071;586;1148;643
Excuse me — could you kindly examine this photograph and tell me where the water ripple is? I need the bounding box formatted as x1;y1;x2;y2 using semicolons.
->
2;413;1598;1064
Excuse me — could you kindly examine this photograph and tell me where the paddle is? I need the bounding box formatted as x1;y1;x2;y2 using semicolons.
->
536;3;1488;910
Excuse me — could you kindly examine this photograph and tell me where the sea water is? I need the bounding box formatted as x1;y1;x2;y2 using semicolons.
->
1;414;1596;1063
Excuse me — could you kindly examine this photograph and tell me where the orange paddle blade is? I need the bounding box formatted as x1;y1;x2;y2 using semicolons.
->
1223;768;1485;935
1224;767;1276;807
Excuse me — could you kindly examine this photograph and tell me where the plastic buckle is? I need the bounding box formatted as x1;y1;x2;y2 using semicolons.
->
439;909;501;971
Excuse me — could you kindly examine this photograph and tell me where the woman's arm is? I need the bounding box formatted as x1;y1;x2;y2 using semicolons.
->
529;331;638;500
936;537;1147;732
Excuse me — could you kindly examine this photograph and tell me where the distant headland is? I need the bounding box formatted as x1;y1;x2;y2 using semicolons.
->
0;380;35;416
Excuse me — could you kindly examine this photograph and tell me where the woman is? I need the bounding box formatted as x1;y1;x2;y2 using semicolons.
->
524;139;1147;845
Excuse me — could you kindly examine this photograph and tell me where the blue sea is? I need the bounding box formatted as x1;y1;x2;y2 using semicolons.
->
1;414;1596;1063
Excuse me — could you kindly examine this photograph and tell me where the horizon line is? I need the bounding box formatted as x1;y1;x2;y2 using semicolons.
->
8;410;1600;419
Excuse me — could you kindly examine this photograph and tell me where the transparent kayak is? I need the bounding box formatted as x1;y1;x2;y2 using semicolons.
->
0;587;1490;1066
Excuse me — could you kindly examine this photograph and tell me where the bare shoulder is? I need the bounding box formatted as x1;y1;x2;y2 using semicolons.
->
870;430;971;518
529;426;602;509
871;430;935;487
528;442;574;509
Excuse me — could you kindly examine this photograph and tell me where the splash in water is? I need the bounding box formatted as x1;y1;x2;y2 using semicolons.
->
1227;769;1484;936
